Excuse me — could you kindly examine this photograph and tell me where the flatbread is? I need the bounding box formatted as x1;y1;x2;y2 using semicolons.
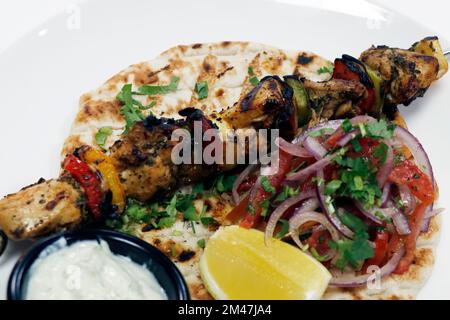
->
61;41;441;300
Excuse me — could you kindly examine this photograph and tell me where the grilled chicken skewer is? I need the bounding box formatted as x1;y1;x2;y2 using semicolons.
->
0;37;447;244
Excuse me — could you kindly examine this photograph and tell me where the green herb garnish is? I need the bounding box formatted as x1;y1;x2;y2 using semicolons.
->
260;176;276;194
275;219;289;239
329;211;374;269
342;119;352;133
317;65;334;75
308;128;335;137
248;66;259;86
197;238;206;249
95;126;112;150
138;76;180;95
195;81;208;100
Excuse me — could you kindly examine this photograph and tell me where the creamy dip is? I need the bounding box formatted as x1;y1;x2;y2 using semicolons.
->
26;239;167;300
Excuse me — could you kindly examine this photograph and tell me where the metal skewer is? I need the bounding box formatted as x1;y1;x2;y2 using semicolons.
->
445;50;450;58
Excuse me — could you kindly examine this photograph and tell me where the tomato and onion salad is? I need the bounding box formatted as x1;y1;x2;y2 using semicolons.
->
230;116;439;286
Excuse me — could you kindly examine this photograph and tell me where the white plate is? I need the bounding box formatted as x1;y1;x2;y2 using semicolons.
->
0;0;449;299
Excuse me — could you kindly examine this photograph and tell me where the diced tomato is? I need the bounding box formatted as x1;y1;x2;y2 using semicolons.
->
389;160;434;203
226;194;249;224
325;128;345;148
393;202;429;274
307;229;332;257
237;175;257;193
239;150;292;229
362;230;388;273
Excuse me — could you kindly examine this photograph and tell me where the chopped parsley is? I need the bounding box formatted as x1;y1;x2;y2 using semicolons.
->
137;76;180;95
329;211;374;269
260;198;271;217
183;205;198;221
214;174;237;193
325;180;342;195
341;119;352;133
308;128;335;137
197;238;206;249
260;176;276;194
195;81;208;100
373;142;388;165
248;66;259;86
351;139;362;153
310;247;329;262
117;84;146;133
274;186;300;203
317;65;334;75
95;126;112;150
365;119;396;140
275;219;290;239
117;77;179;133
333;154;382;208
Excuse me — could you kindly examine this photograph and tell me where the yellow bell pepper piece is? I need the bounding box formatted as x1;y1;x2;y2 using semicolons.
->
83;147;125;212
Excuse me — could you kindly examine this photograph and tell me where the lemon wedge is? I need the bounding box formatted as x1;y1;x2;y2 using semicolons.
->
199;226;331;300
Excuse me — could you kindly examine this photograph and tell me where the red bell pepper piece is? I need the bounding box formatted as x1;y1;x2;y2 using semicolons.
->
63;154;103;220
333;58;376;114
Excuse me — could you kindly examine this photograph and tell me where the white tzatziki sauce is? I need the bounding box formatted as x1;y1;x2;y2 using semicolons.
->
25;239;167;300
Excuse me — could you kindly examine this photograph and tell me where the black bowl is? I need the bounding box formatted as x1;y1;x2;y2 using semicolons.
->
7;229;190;300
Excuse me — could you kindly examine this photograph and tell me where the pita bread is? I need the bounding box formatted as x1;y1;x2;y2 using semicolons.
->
62;41;440;300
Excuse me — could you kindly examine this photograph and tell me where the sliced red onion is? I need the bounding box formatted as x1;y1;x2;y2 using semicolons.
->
316;170;354;238
421;208;445;232
391;208;411;235
284;154;334;185
376;141;394;188
398;184;416;215
379;201;411;235
303;136;328;159
232;164;258;205
393;126;434;185
336;129;360;147
355;201;386;225
424;207;444;219
330;246;405;288
421;218;431;233
292;120;344;144
350;115;377;125
294;197;320;214
264;189;316;244
289;211;340;255
248;176;261;203
275;137;311;158
293;116;376;145
381;183;391;208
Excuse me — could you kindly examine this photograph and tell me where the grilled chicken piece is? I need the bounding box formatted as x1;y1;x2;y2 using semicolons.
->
303;79;366;119
360;40;441;106
0;178;84;240
411;36;448;79
109;117;180;203
220;76;295;137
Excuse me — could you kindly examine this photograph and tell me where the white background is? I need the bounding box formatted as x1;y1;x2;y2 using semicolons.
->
0;0;449;54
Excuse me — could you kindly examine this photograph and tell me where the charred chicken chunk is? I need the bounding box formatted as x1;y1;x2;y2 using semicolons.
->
0;178;84;240
360;38;443;106
220;76;295;137
109;117;180;203
303;78;366;119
